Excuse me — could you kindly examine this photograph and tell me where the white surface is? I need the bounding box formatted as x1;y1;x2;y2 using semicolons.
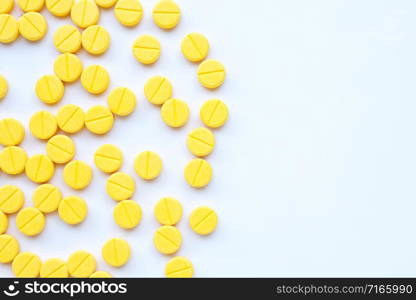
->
1;0;416;277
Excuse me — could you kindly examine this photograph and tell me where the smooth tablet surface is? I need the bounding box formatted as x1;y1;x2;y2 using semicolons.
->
90;271;112;278
153;225;182;255
132;35;160;64
57;104;85;133
154;197;182;226
58;196;87;224
71;0;99;28
0;0;14;14
40;258;68;277
181;33;209;62
0;185;24;214
102;238;130;267
0;211;8;234
107;87;136;116
12;252;42;277
197;59;226;89
152;0;180;30
33;184;62;213
29;110;58;140
113;200;142;229
96;0;117;8
26;154;55;183
114;0;143;27
144;76;172;105
0;118;25;146
200;99;229;128
82;25;110;55
165;257;194;278
189;206;218;235
161;98;190;128
18;12;47;41
17;0;44;12
68;250;96;277
94;144;122;173
0;146;28;175
0;75;8;100
0;234;19;263
54;25;82;53
187;127;215;157
85;105;114;134
134;151;162;180
35;75;64;104
46;134;75;164
54;53;83;82
184;158;212;188
16;207;45;236
63;160;92;190
0;14;18;44
81;65;110;94
106;172;135;201
46;0;73;17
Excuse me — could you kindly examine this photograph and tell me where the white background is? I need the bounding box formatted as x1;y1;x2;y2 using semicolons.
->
1;0;416;277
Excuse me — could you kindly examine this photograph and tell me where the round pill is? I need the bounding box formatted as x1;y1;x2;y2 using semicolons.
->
58;196;87;225
0;75;8;100
0;118;25;146
46;0;73;17
63;160;92;190
154;197;182;226
0;185;24;214
189;206;218;235
197;59;226;89
106;172;135;201
0;146;28;175
0;14;19;44
18;12;47;42
0;0;14;14
96;0;117;8
94;144;122;173
134;151;162;180
16;207;45;236
68;250;96;277
33;184;62;213
81;65;110;94
85;105;114;134
29;110;58;140
181;33;209;62
54;53;83;83
0;234;19;263
200;99;229;128
161;98;190;128
165;257;194;278
12;252;42;277
17;0;44;12
57;104;85;134
71;0;99;28
0;211;8;234
152;0;180;30
184;158;212;188
25;154;55;183
54;25;82;53
153;225;182;255
144;76;172;105
82;25;110;55
113;200;142;229
90;271;112;278
46;134;75;164
40;258;68;277
132;35;160;65
102;238;130;267
187;127;215;157
107;87;136;116
35;75;64;104
114;0;143;27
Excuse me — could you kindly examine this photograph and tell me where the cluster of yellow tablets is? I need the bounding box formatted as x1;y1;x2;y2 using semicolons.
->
0;0;228;278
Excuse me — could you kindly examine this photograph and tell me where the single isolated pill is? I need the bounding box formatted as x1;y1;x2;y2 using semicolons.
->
94;144;122;173
187;127;215;157
57;104;85;134
71;0;99;28
0;146;28;175
33;184;62;213
0;118;25;146
0;211;8;234
106;172;135;201
134;151;162;180
53;25;82;53
35;75;65;104
46;134;75;164
67;250;96;278
12;252;42;278
153;225;182;255
85;105;114;135
165;257;194;278
17;0;44;12
16;207;46;236
81;65;110;94
152;0;181;30
102;238;130;267
40;258;68;278
63;160;92;190
82;25;110;55
200;99;229;128
0;75;8;100
0;14;19;44
144;76;172;105
189;206;218;235
0;185;24;214
181;33;209;62
46;0;73;17
54;53;83;83
18;12;48;42
58;196;87;225
90;271;112;278
0;0;14;14
197;59;226;89
113;200;142;229
29;110;58;140
161;98;190;128
95;0;117;8
132;35;161;65
184;158;212;188
114;0;143;27
0;234;19;263
154;197;182;226
107;87;136;116
25;154;55;184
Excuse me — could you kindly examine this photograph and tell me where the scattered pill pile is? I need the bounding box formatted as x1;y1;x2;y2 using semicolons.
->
0;0;228;278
